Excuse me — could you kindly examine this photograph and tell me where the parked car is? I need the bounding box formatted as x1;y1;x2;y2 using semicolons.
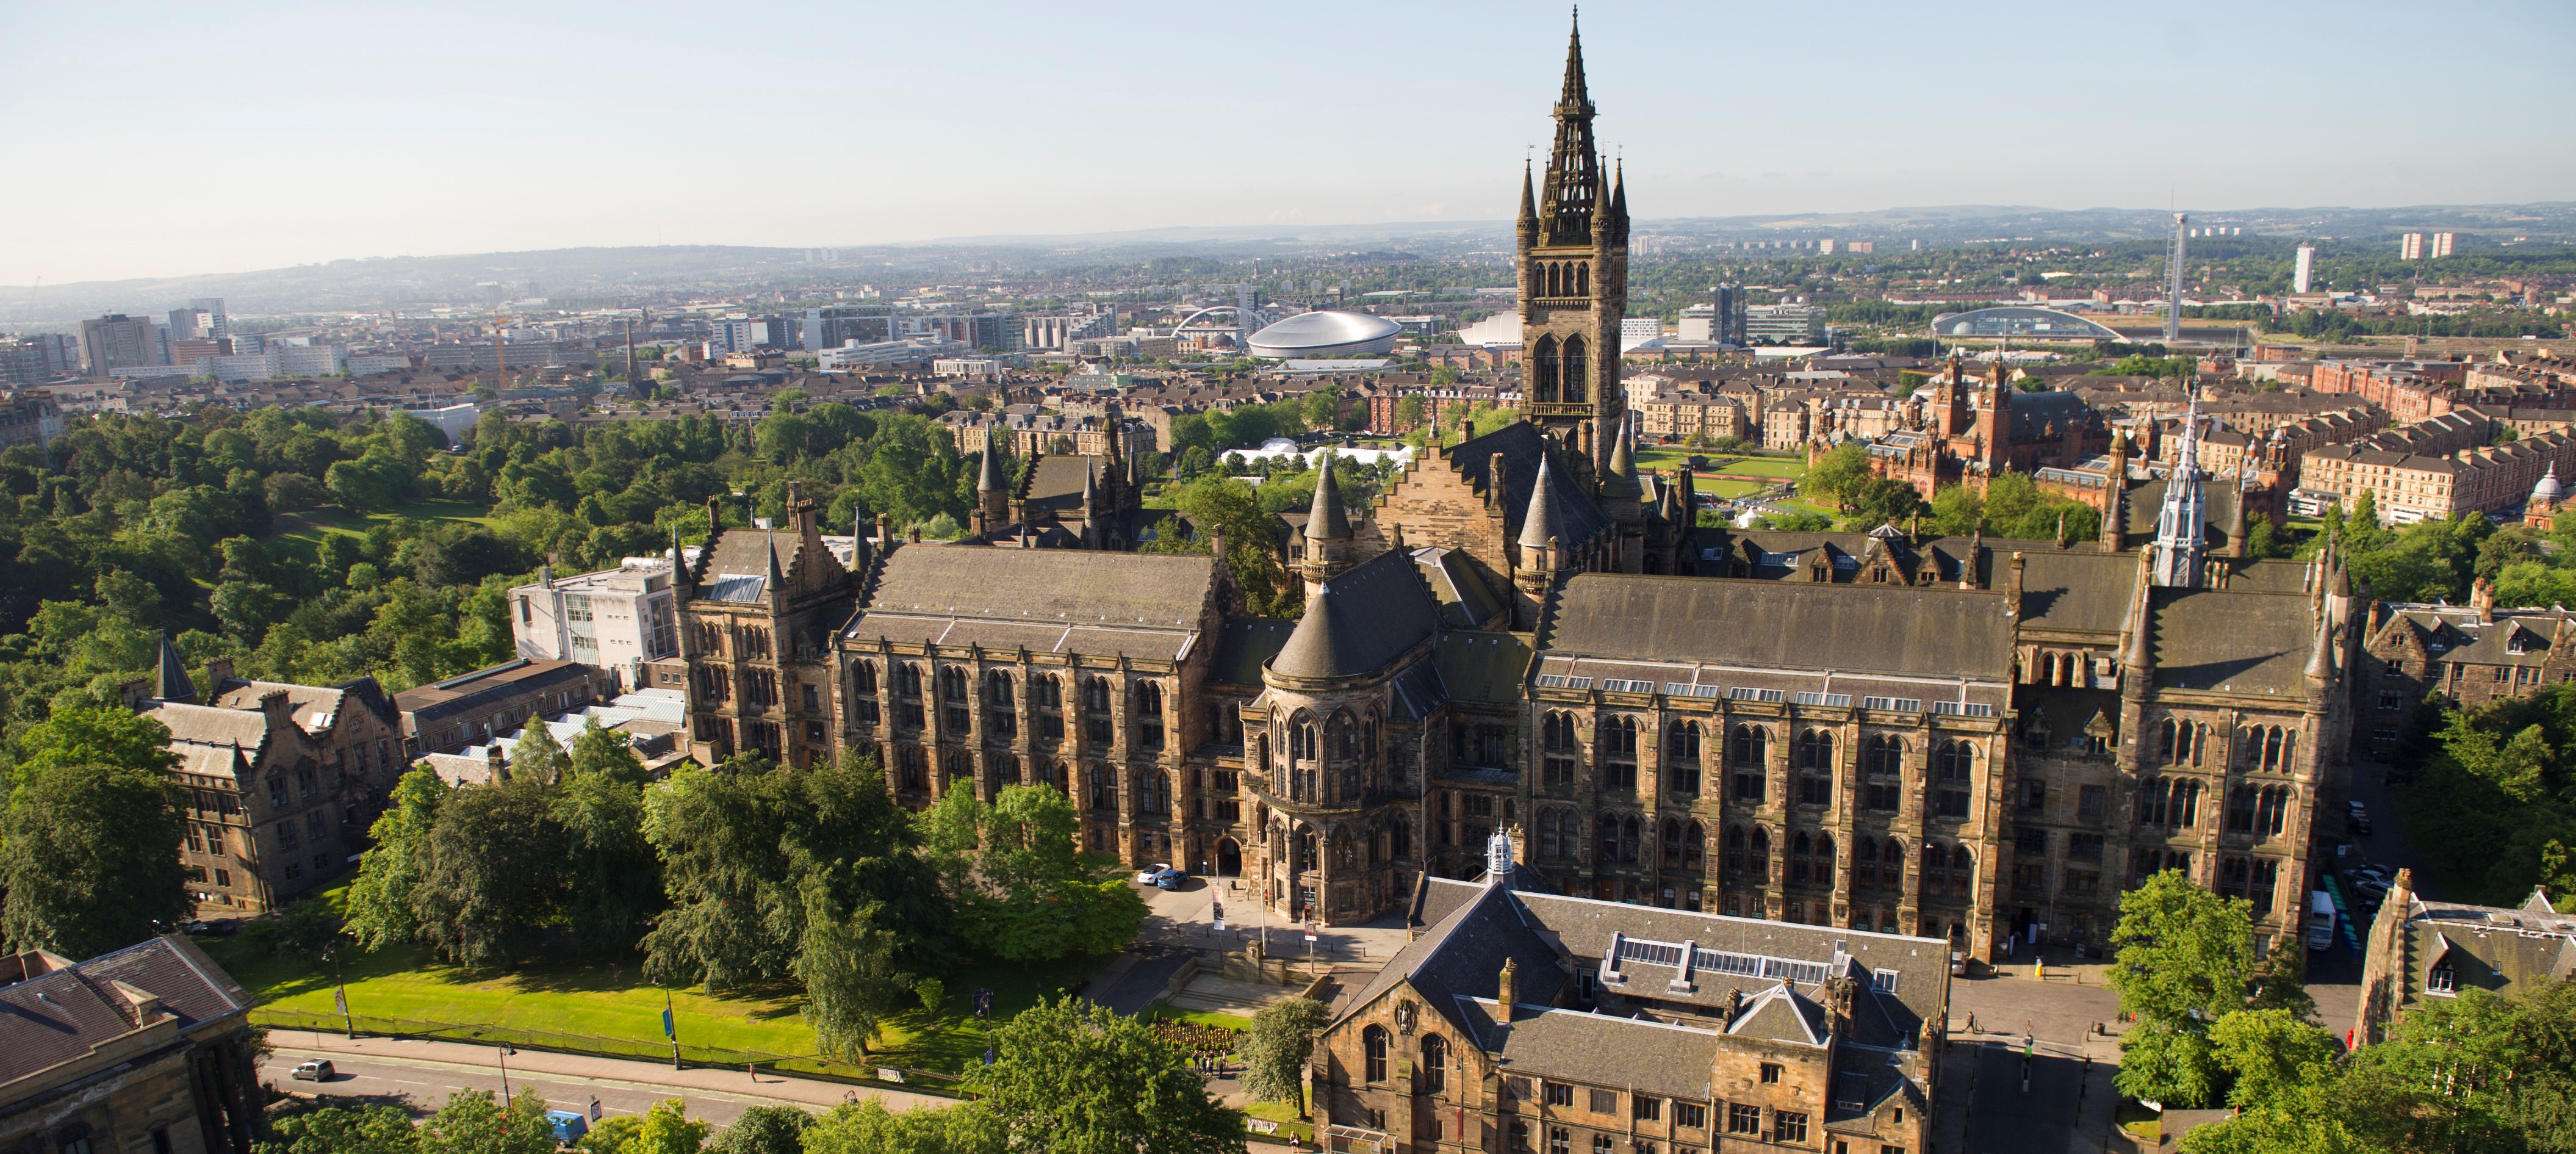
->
290;1059;334;1081
1152;867;1189;891
2348;801;2373;835
1134;863;1172;885
2348;864;2393;886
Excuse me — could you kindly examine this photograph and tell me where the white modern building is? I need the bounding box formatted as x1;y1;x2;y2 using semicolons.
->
349;354;414;377
403;402;481;442
509;558;681;687
1023;311;1118;350
817;338;968;372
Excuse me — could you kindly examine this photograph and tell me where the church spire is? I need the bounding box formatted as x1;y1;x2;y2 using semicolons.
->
1519;158;1538;227
1540;8;1600;247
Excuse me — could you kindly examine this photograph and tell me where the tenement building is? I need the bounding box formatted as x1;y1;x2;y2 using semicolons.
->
674;18;2359;973
1309;841;1944;1154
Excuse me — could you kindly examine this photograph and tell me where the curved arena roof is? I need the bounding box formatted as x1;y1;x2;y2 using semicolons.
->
1247;311;1402;359
1930;306;2123;341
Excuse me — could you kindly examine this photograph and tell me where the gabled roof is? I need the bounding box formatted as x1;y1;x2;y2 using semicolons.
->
1335;878;1567;1041
1730;982;1828;1046
1541;575;2014;681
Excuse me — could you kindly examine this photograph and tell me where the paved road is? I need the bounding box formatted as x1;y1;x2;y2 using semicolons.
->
257;1034;950;1130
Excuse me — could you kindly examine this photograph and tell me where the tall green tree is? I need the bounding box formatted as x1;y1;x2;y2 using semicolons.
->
1239;997;1329;1106
2;758;192;957
409;774;567;967
417;1090;556;1154
959;785;1146;962
708;1105;811;1154
1800;443;1871;510
969;997;1243;1154
2107;871;2258;1107
260;1102;421;1154
630;1099;710;1154
802;1099;996;1154
556;748;662;954
795;875;911;1061
344;768;450;950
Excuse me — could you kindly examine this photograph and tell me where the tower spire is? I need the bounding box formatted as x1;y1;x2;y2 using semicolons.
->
1539;7;1601;247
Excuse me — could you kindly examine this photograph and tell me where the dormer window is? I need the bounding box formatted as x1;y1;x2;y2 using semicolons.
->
2428;964;2456;995
2508;634;2529;655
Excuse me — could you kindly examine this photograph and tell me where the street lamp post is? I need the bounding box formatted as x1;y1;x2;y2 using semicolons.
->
328;942;353;1040
497;1044;516;1106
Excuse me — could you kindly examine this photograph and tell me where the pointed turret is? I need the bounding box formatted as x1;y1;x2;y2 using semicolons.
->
2306;613;2337;688
976;433;1005;496
1518;160;1539;229
1608;419;1636;482
1270;584;1351;682
765;532;786;596
1304;455;1352;541
1607;159;1628;238
154;632;195;702
1517;453;1567;550
2123;561;2156;701
669;525;693;600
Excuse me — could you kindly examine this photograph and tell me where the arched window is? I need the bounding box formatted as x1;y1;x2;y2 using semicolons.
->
2258;786;2288;837
1604;716;1638;756
1543;712;1578;753
1533;336;1560;403
1750;827;1771;881
1667;721;1703;797
1725;825;1746;874
1621;815;1641;865
1420;1034;1448;1094
1538;808;1561;859
1880;838;1905;890
1563;336;1588;403
1135;680;1164;716
1297;827;1319;871
939;665;969;701
1663;819;1683;868
1289;712;1317;761
1863;735;1904;812
1362;1025;1389;1083
1545;262;1561;298
985;670;1013;706
1795;729;1833;770
1935;740;1974;818
1575;262;1589;297
1332;829;1357;869
1598;817;1621;865
852;662;877;694
1556;810;1580;860
1791;831;1814;884
1815;833;1836;883
2228;785;2259;833
1732;724;1768;766
1950;845;1974;898
1683;821;1704;870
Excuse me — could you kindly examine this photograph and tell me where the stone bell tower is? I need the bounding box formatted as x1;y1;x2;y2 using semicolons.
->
1516;11;1628;493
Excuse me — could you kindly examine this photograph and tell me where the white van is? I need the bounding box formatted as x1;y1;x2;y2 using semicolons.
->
2306;891;2336;950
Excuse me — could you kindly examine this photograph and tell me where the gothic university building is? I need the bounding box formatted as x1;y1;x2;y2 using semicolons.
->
661;12;2353;993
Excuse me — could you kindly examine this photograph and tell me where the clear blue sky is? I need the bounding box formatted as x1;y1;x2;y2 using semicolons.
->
2;0;2570;284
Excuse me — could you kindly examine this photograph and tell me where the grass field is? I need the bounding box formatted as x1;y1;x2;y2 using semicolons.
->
267;499;503;566
204;934;1108;1075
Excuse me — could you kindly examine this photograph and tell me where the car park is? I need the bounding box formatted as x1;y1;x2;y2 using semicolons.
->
2348;801;2373;835
290;1059;334;1081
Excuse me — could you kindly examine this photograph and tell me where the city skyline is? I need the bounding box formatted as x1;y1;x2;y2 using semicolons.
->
2;0;2572;286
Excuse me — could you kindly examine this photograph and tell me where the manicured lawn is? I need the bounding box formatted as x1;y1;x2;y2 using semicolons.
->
204;934;1109;1075
1698;478;1772;500
1704;455;1807;479
1143;1005;1257;1034
265;499;503;567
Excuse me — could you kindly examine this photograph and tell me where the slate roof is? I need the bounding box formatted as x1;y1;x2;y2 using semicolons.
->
2123;477;2246;546
1211;619;1297;686
1433;632;1534;705
1026;455;1106;514
1335;874;1570;1039
2005;391;2096;442
140;701;276;753
1447;422;1607;549
2012;550;2139;636
1541;575;2014;681
2375;605;2573;668
0;935;251;1084
1412;547;1503;628
2397;892;2576;1004
206;676;392;735
2147;587;2320;695
1271;550;1443;681
394;659;605;727
1450;997;1725;1102
844;547;1218;663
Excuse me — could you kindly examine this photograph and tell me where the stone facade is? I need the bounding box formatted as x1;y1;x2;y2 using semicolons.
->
2356;586;2576;759
0;937;266;1154
127;646;405;914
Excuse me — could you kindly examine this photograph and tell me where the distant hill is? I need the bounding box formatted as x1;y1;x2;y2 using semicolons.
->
7;202;2569;323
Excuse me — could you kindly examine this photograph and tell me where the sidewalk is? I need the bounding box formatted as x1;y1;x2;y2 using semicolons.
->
264;1030;955;1113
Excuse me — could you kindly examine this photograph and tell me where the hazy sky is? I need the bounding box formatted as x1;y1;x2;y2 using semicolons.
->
4;0;2571;286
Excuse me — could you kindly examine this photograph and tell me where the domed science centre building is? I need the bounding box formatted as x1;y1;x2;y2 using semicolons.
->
1246;310;1402;359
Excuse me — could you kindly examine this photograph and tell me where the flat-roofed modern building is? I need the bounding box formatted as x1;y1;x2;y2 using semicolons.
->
510;559;682;687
